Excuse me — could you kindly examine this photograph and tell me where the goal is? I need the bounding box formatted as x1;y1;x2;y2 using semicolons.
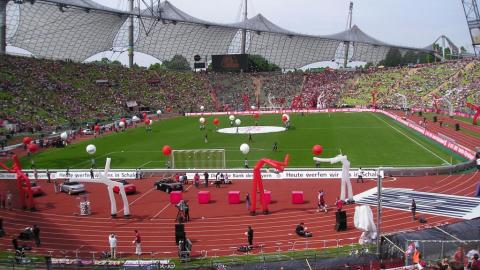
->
171;149;226;169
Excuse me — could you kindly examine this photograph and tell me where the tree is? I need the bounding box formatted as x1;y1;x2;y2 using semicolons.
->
248;55;280;72
460;46;467;55
91;57;122;67
364;62;374;69
162;55;191;70
380;48;402;67
148;62;165;71
402;50;418;65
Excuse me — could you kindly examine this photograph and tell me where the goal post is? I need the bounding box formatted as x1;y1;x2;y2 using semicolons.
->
171;149;226;169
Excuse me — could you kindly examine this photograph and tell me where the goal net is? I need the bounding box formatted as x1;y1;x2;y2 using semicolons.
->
171;149;226;169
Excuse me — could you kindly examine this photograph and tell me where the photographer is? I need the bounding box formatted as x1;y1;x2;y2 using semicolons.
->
295;222;312;237
176;200;188;223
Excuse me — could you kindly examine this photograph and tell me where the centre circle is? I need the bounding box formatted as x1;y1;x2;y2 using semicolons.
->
217;126;286;134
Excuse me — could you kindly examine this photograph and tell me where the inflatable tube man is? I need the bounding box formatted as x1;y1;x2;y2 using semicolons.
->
466;103;480;125
313;155;353;201
0;155;35;210
74;158;130;217
250;155;289;215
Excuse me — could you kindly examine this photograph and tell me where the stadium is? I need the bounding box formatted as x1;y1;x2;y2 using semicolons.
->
0;0;480;269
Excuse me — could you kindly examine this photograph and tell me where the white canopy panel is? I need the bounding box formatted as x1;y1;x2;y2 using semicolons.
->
5;0;435;68
7;0;126;62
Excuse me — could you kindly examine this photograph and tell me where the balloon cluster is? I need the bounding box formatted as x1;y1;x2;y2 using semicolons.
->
23;137;39;153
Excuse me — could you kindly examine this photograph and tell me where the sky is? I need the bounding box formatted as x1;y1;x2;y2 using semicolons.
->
8;0;474;67
93;0;472;49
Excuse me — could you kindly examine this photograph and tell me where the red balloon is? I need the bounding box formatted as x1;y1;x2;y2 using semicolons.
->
23;137;32;145
145;119;151;125
94;125;100;131
166;107;172;113
121;117;126;123
162;145;172;156
253;113;260;119
312;145;323;156
282;115;288;122
28;143;39;153
213;118;219;125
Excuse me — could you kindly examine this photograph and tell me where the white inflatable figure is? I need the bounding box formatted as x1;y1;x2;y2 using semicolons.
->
394;93;408;111
313;155;353;201
267;93;276;109
316;92;326;109
354;205;377;244
74;158;130;217
441;90;454;117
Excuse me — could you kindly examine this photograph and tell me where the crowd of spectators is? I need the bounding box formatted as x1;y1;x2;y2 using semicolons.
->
0;55;211;134
2;55;480;140
300;70;354;109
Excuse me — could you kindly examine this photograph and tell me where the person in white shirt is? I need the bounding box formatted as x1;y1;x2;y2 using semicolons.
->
357;167;364;183
109;233;117;259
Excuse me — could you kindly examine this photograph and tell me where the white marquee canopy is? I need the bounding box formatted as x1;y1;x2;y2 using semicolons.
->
5;0;435;68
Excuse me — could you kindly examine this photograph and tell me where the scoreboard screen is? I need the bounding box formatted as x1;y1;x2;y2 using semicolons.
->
212;54;248;72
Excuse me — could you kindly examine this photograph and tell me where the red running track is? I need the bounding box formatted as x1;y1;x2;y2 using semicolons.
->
389;110;480;151
0;171;477;259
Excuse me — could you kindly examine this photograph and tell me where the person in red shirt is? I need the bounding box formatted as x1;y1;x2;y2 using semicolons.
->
193;173;200;188
335;197;343;212
133;230;142;255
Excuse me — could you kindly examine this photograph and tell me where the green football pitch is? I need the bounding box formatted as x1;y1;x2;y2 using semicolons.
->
20;112;465;169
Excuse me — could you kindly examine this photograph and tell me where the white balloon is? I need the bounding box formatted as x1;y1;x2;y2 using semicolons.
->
148;119;153;125
119;121;125;128
60;132;68;140
240;143;250;155
200;106;205;111
229;115;235;121
157;110;162;115
86;144;96;155
132;116;140;122
235;119;241;126
251;105;256;110
199;117;205;124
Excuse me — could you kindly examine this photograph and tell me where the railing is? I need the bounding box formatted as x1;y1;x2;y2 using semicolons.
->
0;237;378;269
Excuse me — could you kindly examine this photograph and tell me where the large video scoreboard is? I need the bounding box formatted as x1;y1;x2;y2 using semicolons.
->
211;54;248;72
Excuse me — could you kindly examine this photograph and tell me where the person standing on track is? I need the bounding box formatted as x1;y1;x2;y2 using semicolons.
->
317;190;327;213
245;226;254;246
335;197;343;212
246;193;251;210
357;167;364;183
33;225;40;247
109;233;117;259
410;198;417;220
203;171;209;187
133;230;142;255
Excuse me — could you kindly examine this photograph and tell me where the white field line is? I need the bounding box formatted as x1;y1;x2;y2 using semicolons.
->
372;113;450;165
138;161;152;168
71;151;115;168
